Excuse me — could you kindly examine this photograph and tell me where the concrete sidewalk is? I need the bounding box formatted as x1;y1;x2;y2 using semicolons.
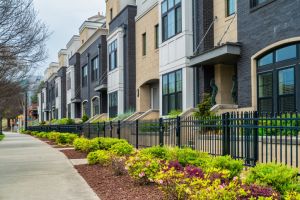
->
0;132;100;200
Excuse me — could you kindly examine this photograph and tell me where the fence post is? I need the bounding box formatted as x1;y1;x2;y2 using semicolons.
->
103;122;106;137
88;123;91;139
176;116;181;147
117;120;121;139
135;120;139;149
97;122;100;137
110;121;113;138
253;111;259;165
159;118;164;147
222;113;230;156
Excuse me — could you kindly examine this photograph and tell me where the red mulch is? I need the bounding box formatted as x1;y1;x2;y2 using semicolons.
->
75;165;163;200
60;149;87;159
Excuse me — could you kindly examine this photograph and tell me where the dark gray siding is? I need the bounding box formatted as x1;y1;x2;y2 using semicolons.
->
237;0;300;107
57;67;67;118
109;5;137;112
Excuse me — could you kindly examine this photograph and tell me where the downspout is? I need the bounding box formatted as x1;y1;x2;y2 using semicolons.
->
98;43;102;114
87;53;91;117
122;23;127;114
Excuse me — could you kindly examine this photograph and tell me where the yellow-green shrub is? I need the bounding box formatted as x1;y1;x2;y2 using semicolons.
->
87;150;110;166
110;142;134;156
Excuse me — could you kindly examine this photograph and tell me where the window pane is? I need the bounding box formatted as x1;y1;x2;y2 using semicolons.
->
167;10;175;38
176;70;182;92
276;45;297;62
162;16;168;41
168;0;174;9
278;68;294;95
163;96;168;115
175;0;181;4
259;98;273;113
162;1;167;14
162;75;168;95
279;96;295;112
177;92;182;110
175;7;182;33
169;72;175;93
169;94;176;112
258;73;272;98
258;53;273;67
227;0;236;16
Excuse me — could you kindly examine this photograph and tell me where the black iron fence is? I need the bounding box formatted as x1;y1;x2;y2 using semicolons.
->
27;111;300;170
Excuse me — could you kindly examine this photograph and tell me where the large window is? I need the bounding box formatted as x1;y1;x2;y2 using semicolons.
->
257;43;299;112
92;97;100;116
226;0;236;16
109;92;118;118
82;65;88;87
82;101;88;116
162;70;182;115
109;40;117;71
161;0;182;42
91;56;99;82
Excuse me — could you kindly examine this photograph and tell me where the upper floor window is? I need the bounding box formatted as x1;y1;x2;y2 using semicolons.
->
161;0;182;42
110;8;113;21
226;0;236;16
251;0;269;8
91;56;99;82
109;91;118;118
82;65;88;87
109;40;117;71
142;33;147;56
155;24;159;49
66;72;71;90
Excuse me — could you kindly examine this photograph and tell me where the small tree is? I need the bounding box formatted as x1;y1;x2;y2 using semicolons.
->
194;93;213;118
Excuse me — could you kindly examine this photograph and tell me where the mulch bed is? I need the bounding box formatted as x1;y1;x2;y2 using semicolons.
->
75;165;163;200
60;149;87;159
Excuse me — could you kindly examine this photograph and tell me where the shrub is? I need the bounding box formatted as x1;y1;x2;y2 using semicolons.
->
193;93;213;118
111;155;127;176
139;146;171;160
242;184;280;200
110;142;134;156
245;163;300;194
87;150;110;166
98;137;127;150
167;110;182;119
48;132;60;141
176;148;204;166
55;133;78;145
285;191;300;200
126;153;163;184
211;155;244;179
0;134;4;141
73;138;99;152
82;115;89;123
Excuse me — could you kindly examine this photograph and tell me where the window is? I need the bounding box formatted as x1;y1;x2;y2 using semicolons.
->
257;43;300;112
162;70;182;115
226;0;236;16
109;92;118;118
109;40;117;71
67;104;71;118
142;33;146;56
92;98;100;116
55;83;58;97
278;67;295;112
67;72;71;90
82;65;88;87
161;0;182;41
251;0;270;8
91;56;99;82
110;8;113;21
155;24;159;49
82;101;88;116
258;73;273;112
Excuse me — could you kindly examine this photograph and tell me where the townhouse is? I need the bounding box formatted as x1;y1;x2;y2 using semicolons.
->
38;0;300;123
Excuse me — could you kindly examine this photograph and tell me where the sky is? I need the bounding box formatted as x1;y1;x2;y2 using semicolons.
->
32;0;106;75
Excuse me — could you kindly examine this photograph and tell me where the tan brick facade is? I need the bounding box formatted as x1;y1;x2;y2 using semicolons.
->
136;4;159;112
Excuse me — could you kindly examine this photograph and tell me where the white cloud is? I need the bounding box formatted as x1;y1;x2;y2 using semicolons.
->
32;0;106;75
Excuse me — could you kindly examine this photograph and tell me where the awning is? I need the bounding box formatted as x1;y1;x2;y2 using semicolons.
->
94;84;107;92
188;43;241;66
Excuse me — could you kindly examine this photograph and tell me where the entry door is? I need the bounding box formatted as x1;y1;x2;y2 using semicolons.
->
151;87;159;110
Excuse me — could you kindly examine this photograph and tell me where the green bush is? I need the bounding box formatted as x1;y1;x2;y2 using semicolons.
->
0;134;4;141
167;110;182;119
245;163;300;194
211;155;244;179
110;142;134;156
82;115;89;123
139;146;171;160
87;150;110;166
194;93;214;118
126;153;163;184
176;148;202;166
51;118;75;125
98;137;127;150
48;132;61;141
73;138;91;152
55;133;78;145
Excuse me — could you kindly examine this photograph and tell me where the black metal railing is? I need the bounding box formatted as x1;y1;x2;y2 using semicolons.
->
27;111;300;170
